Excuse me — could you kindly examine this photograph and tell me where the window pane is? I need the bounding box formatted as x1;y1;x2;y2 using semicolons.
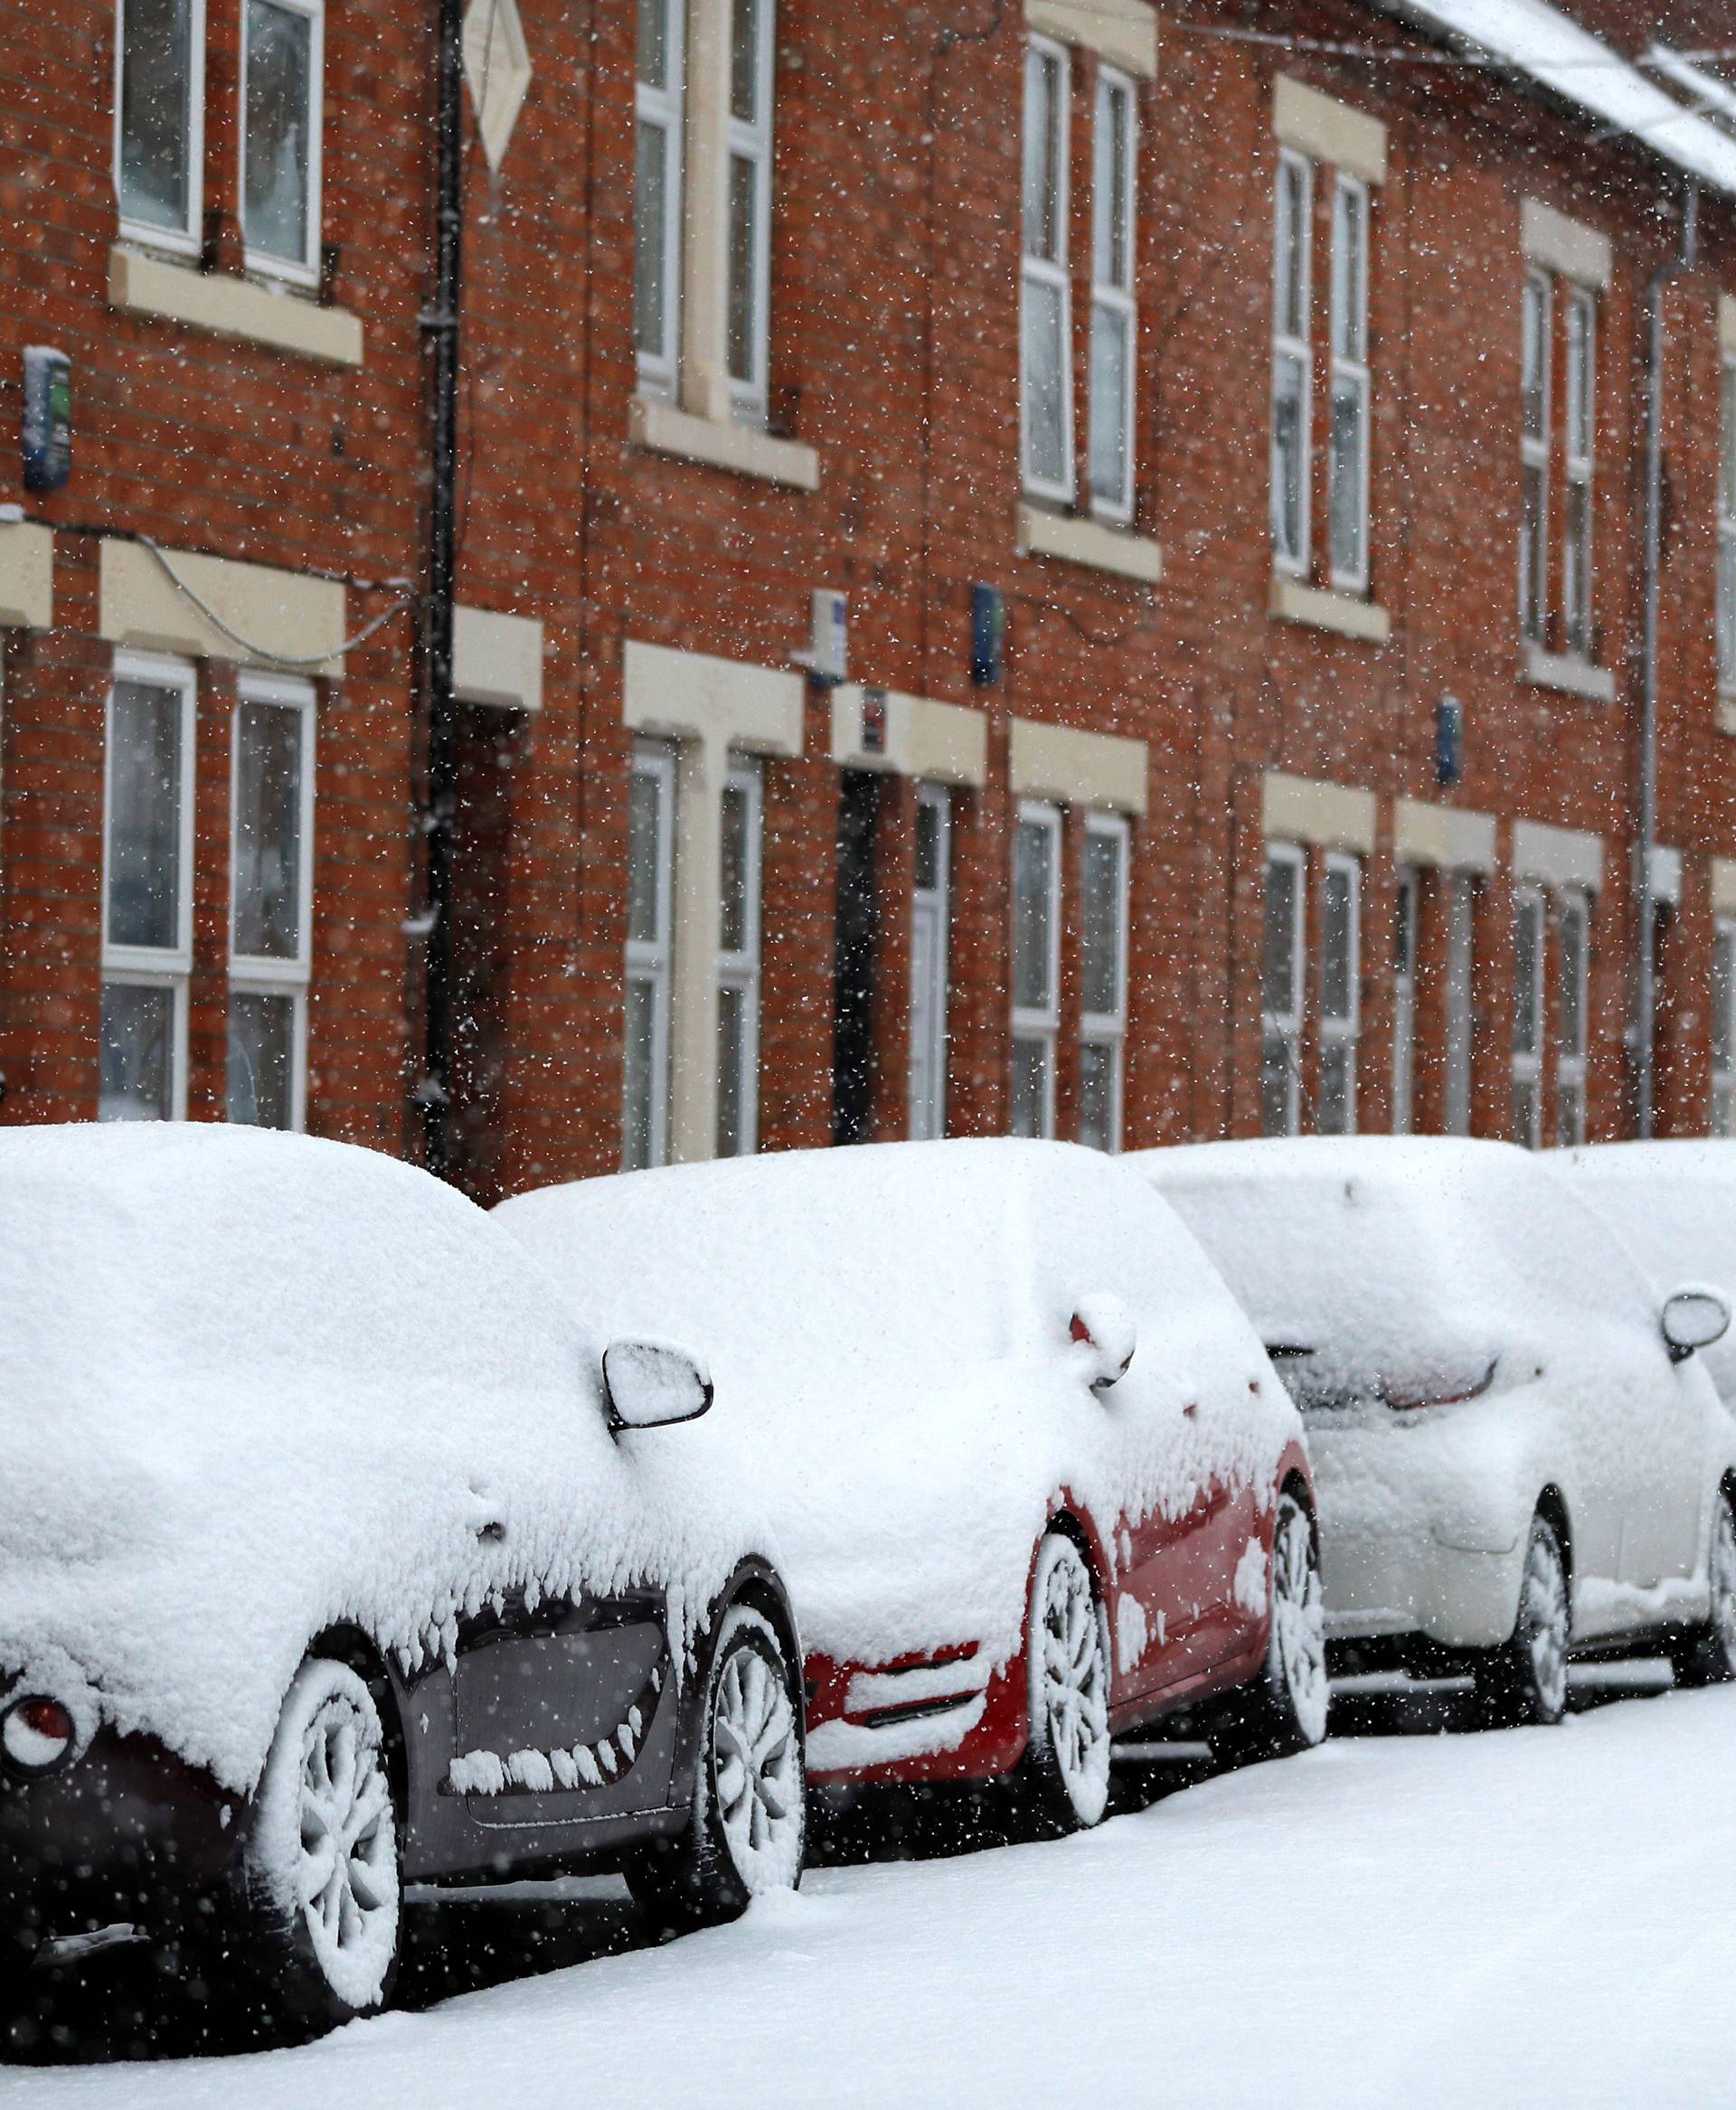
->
1560;901;1587;1055
1271;352;1307;564
244;0;313;266
1089;302;1131;512
1080;829;1123;1019
1318;1041;1354;1136
108;678;184;953
1078;1041;1116;1152
1274;156;1307;341
716;983;748;1156
1013;820;1055;1013
1720;534;1736;689
1328;372;1367;583
1321;864;1355;1022
1722;365;1736;519
120;0;194;232
720;780;751;956
623;975;657;1171
1556;1079;1585;1150
1514;899;1542;1056
1095;83;1131;287
1023;49;1062;262
1563;478;1591;655
1523;278;1549;443
1521;462;1547;642
1261;1031;1296;1137
1566;295;1594;459
232;700;305;962
634;120;671;360
1010;1034;1050;1138
730;0;761;124
628;767;665;947
1023;278;1067;490
99;981;175;1122
1331;182;1364;361
1262;854;1298;1019
1513;1075;1541;1150
914;796;943;896
1715;931;1735;1072
1393;872;1417;977
228;988;296;1128
726;150;760;388
638;0;670;89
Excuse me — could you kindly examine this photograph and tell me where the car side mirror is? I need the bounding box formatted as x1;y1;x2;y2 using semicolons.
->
601;1338;714;1431
1661;1287;1731;1365
1070;1294;1137;1392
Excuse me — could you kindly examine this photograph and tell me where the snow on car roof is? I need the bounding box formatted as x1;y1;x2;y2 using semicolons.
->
499;1139;1297;1677
0;1125;759;1793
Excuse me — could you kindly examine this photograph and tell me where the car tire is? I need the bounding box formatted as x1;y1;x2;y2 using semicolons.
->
1670;1492;1736;1689
626;1604;806;1937
1211;1488;1330;1766
220;1657;402;2040
1021;1533;1111;1832
1474;1512;1571;1729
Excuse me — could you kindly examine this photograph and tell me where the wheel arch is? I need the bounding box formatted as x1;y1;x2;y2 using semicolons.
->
1534;1484;1574;1584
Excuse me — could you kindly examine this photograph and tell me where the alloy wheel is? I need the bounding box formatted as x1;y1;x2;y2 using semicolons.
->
1270;1493;1329;1747
1032;1538;1110;1826
295;1685;399;2002
1520;1521;1571;1722
712;1634;803;1892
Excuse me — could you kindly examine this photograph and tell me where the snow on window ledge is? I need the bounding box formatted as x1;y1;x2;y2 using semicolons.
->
108;245;363;368
1523;642;1616;705
1269;573;1391;645
628;396;819;493
1017;504;1164;585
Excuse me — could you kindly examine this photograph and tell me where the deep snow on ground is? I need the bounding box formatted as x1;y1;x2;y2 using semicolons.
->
6;1681;1733;2109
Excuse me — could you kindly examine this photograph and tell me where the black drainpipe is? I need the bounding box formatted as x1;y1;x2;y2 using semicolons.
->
419;0;467;1177
1637;179;1699;1139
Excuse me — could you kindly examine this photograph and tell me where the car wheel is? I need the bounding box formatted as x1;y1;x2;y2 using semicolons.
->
1022;1533;1111;1831
627;1604;806;1936
226;1658;401;2039
1212;1490;1330;1765
1671;1492;1736;1688
1474;1512;1571;1729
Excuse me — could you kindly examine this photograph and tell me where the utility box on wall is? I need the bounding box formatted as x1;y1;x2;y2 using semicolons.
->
22;346;70;495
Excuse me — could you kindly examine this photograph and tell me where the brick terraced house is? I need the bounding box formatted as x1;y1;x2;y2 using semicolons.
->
6;0;1736;1194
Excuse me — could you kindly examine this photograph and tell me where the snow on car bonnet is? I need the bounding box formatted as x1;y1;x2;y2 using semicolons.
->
498;1140;1297;1677
0;1125;755;1793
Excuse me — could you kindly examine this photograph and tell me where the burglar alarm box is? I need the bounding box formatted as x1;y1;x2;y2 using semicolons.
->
23;346;71;495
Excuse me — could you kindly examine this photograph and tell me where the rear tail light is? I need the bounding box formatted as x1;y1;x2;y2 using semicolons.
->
2;1696;76;1776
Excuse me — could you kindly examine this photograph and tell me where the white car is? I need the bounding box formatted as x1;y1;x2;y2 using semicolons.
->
1557;1138;1736;1682
1135;1137;1736;1726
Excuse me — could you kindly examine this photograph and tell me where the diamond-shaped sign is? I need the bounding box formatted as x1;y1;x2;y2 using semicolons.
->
462;0;532;173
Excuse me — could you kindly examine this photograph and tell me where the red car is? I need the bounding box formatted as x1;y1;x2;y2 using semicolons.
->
499;1140;1325;1827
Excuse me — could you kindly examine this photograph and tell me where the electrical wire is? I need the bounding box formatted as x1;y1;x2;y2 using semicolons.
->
138;535;415;668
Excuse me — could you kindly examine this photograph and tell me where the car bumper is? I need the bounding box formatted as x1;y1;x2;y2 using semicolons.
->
1322;1528;1524;1650
0;1726;237;1957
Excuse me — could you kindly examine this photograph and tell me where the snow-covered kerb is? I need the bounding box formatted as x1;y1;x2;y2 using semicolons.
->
498;1140;1299;1687
0;1126;761;1794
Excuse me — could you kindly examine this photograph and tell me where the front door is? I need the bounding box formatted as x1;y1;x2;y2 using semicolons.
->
450;1587;676;1829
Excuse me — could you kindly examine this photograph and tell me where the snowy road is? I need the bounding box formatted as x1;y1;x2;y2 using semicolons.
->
5;1679;1733;2109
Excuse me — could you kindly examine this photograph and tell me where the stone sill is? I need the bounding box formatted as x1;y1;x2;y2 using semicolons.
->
1524;643;1616;704
1269;574;1391;644
1016;504;1164;584
629;397;819;492
108;246;363;367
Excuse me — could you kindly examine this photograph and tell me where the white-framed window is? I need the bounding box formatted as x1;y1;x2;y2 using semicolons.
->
1010;801;1061;1137
228;674;314;1131
1713;918;1736;1137
1078;812;1129;1151
1445;874;1475;1135
1270;149;1313;574
1520;270;1552;645
1088;68;1137;523
725;0;775;421
909;783;951;1143
1719;361;1736;692
1512;882;1545;1148
240;0;323;282
1562;286;1596;658
1318;852;1360;1134
1327;174;1370;592
624;740;676;1171
1021;36;1074;504
100;653;197;1123
1261;842;1305;1136
1392;866;1418;1134
1556;888;1589;1147
716;754;762;1156
635;0;686;394
116;0;207;253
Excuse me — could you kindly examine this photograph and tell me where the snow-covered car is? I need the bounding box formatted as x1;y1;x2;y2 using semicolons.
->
1556;1139;1736;1682
0;1126;807;2038
1137;1137;1736;1727
497;1139;1326;1832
